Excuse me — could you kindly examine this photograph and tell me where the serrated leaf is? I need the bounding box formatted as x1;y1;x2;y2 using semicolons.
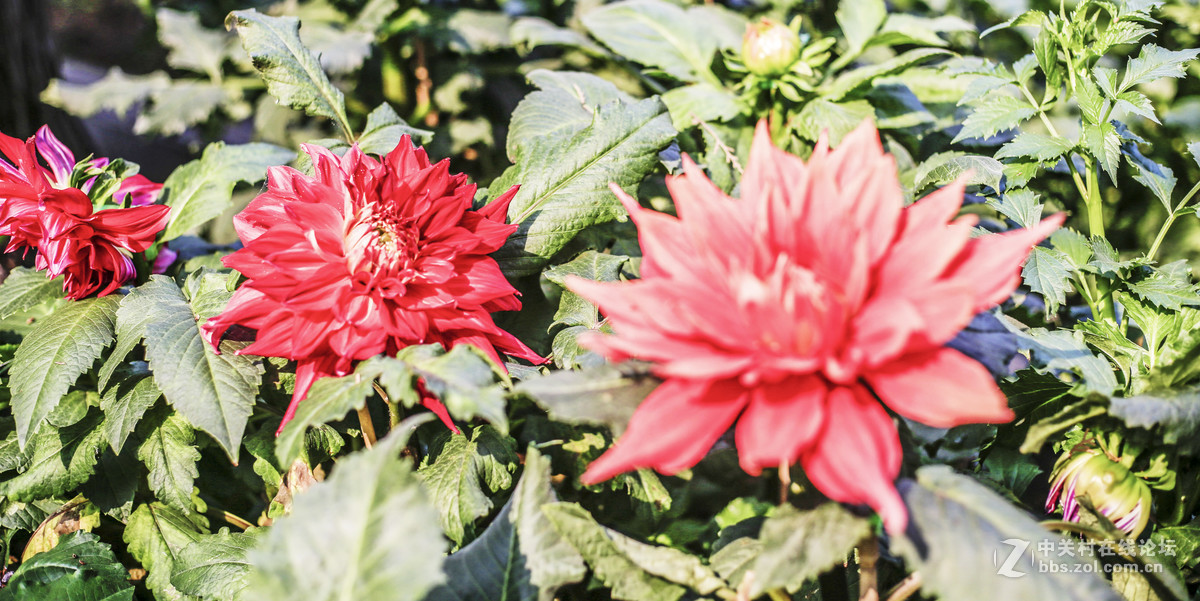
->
244;422;447;601
226;9;353;137
0;410;105;502
1119;44;1200;92
543;502;720;601
1076;78;1108;124
494;96;675;277
1001;161;1039;188
995;133;1076;161
1109;390;1200;454
137;409;201;515
506;70;633;163
100;367;162;454
158;8;233;78
581;0;742;85
1021;246;1074;313
135;81;237;137
1083;122;1121;181
1088;236;1136;278
1129;275;1200;311
10;295;119;447
979;10;1047;38
544;251;630;328
41;68;171;118
987;189;1043;229
952;94;1037;143
660;83;741;131
516;363;658;436
750;504;871;596
793;98;875;146
120;277;261;459
274;367;374;466
171;530;263;601
893;466;1122;601
1007;327;1120;396
1130;158;1176;212
357;103;433;154
124;503;206;601
1189;141;1200;170
914;153;1004;192
399;345;508;433
0;531;133;601
418;426;518;545
0;268;64;320
427;447;586;601
1115;90;1159;123
1013;54;1039;86
160;141;293;241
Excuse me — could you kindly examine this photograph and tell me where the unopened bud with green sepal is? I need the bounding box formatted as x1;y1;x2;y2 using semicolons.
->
742;18;802;77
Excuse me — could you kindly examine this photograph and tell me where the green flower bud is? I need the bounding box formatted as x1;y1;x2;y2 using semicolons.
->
1046;449;1153;537
742;18;802;77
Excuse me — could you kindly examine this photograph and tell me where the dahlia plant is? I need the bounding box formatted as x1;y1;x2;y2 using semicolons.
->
1;1;1200;601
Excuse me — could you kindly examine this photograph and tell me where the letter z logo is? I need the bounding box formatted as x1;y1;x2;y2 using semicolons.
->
994;539;1029;578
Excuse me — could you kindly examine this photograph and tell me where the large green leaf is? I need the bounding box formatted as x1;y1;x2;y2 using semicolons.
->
749;504;871;596
894;466;1122;601
136;409;202;515
427;447;586;601
516;363;659;436
995;133;1077;161
1021;246;1074;313
274;369;375;466
124;502;206;601
0;267;63;320
0;411;106;501
953;93;1037;143
10;296;119;448
100;367;162;454
914;152;1004;193
157;8;234;78
120;277;262;459
1109;390;1200;454
493;95;676;277
543;502;729;601
417;426;518;545
1118;45;1200;92
580;0;742;85
506;70;632;162
244;420;447;601
820;48;949;101
226;9;353;137
0;531;133;601
172;530;263;601
793;99;875;145
160;141;293;241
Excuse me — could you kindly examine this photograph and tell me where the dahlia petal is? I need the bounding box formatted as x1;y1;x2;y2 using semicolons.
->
88;204;171;251
865;347;1014;428
945;213;1066;311
735;375;828;475
800;385;907;533
421;395;461;434
581;378;749;484
34;125;76;185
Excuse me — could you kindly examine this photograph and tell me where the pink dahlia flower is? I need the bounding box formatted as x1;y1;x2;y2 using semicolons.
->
0;126;170;299
566;120;1063;533
202;138;542;431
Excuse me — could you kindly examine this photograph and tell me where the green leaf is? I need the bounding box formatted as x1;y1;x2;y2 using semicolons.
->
124;502;206;600
417;426;518;545
100;368;162;454
160;141;293;241
1130;159;1176;212
0;268;63;320
494;95;675;277
1109;390;1200;454
157;8;233;78
952;94;1037;143
821;48;949;102
869;14;973;49
1189;141;1200;170
506;70;633;162
581;0;742;85
1118;44;1200;92
1129;275;1200;311
660;83;742;131
41;67;169;119
979;10;1047;38
793;99;875;146
120;277;262;459
1083;122;1121;181
988;189;1043;229
914;152;1004;192
427;447;586;601
1008;327;1119;396
544;502;727;601
1076;78;1108;124
172;530;263;601
893;466;1122;601
835;0;886;58
749;503;871;596
398;345;508;433
0;411;105;501
226;9;353;137
10;295;119;448
995;133;1076;162
510;17;607;56
0;531;134;601
1021;246;1074;313
544;251;630;328
137;409;201;515
244;422;448;601
134;81;237;137
274;366;374;466
1115;90;1159;123
1088;236;1137;278
358;103;433;153
516;363;659;436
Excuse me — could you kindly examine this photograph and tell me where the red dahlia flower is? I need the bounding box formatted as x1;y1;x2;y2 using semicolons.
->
202;138;542;430
566;121;1063;533
0;127;170;299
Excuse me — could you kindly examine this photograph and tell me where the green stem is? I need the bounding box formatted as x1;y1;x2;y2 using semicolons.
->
1018;83;1091;203
1083;164;1118;324
1147;180;1200;262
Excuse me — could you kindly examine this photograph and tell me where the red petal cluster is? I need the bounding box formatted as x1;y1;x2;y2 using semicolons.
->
0;127;169;299
566;121;1063;533
202;138;542;430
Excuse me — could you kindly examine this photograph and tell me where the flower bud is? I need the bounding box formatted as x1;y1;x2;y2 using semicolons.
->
1046;449;1153;537
742;18;802;77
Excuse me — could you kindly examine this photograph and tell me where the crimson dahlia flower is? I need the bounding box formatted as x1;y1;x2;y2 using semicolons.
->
202;138;541;430
566;121;1063;533
0;127;170;299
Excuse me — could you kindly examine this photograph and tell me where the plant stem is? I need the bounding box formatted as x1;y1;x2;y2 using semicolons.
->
858;537;879;601
778;460;791;505
1018;83;1090;203
767;589;791;601
884;574;922;601
357;406;377;449
1146;180;1200;262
